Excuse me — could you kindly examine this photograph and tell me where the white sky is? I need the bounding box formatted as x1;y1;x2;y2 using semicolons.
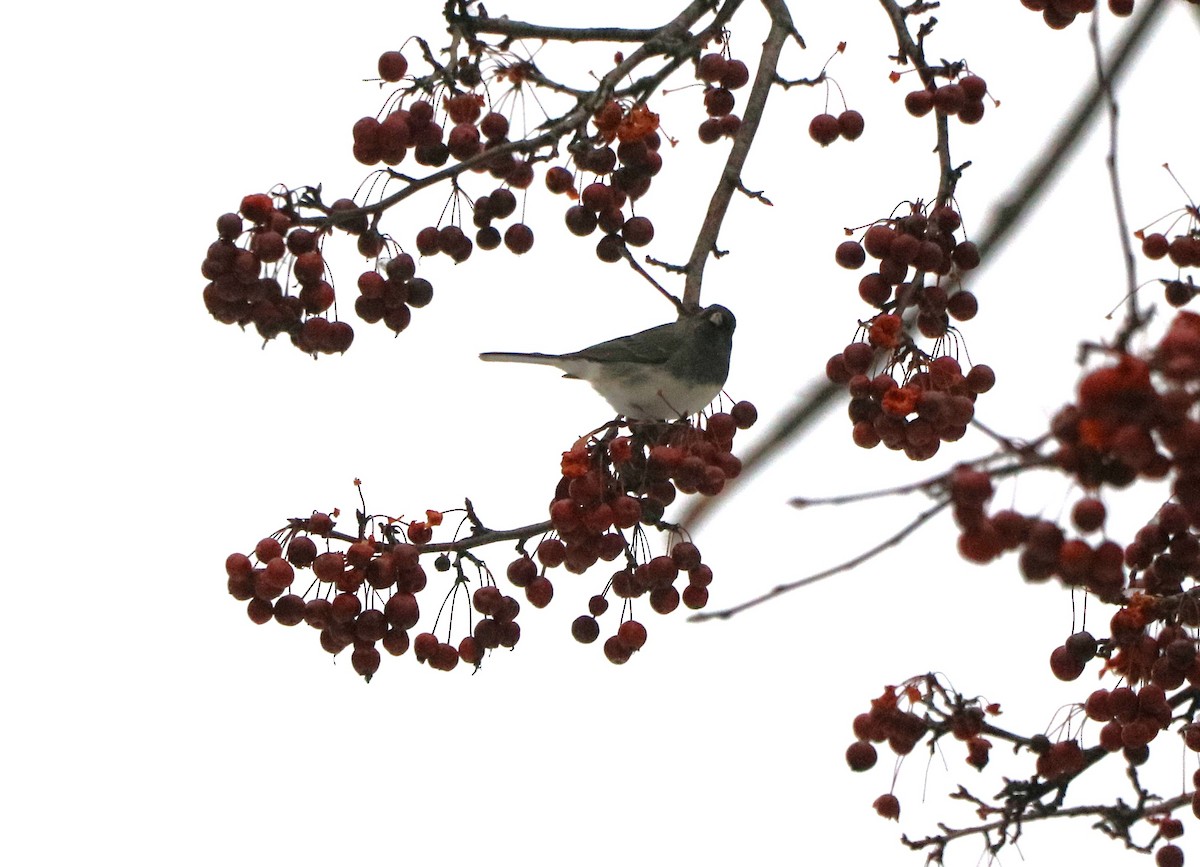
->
5;1;1200;865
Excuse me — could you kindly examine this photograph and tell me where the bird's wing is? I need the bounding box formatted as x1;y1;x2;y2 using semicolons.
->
565;319;687;365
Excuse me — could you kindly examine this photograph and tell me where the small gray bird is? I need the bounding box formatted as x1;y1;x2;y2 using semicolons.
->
479;304;735;420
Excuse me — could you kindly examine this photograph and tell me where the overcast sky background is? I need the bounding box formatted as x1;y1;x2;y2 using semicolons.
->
5;1;1200;864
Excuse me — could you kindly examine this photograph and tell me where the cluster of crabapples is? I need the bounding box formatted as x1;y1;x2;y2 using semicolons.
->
203;195;347;354
902;72;990;126
843;677;1191;867
227;509;527;680
838;315;1200;850
1017;0;1140;29
803;44;865;146
694;50;750;144
355;85;541;261
206;41;757;352
201;190;444;355
227;406;758;677
844;680;1000;822
825;204;991;459
533;404;758;663
946;312;1200;589
1139;212;1200;309
548;101;667;262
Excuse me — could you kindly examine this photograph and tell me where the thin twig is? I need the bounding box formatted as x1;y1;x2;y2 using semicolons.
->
976;0;1171;261
1088;12;1145;352
292;517;553;554
689;496;949;621
903;791;1193;857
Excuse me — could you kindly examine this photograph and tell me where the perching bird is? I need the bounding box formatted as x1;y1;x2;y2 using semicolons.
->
479;304;735;419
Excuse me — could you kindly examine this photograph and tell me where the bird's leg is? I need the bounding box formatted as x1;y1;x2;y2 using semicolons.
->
583;417;626;440
656;389;684;419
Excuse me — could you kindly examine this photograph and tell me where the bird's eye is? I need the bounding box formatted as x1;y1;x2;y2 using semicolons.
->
708;309;725;326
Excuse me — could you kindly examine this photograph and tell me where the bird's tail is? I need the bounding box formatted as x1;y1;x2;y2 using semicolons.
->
478;352;563;366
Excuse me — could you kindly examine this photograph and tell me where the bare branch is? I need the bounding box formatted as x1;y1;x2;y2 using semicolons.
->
689;496;949;621
682;0;797;309
1088;12;1146;352
976;0;1171;262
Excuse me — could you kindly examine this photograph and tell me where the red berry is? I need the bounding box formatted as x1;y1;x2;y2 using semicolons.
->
246;598;273;625
836;241;867;270
808;114;840;146
682;584;709;609
506;556;537;587
1142;232;1170;260
240;193;274;224
933;84;966;115
731;400;758;429
504;223;534;254
697;53;727;83
378;51;408;82
617;619;647;650
905;90;934;117
952;241;981;270
603;635;632;664
649;586;680;614
873;794;900;821
254;537;282;562
1160;818;1184;839
596;234;625;263
1156;844;1184;867
1071;498;1107;533
525;575;554;608
480;111;510;140
838;110;864;140
846;740;878;771
720;60;750;90
622;216;654;247
572;615;600;644
704;87;735;117
545;166;574;194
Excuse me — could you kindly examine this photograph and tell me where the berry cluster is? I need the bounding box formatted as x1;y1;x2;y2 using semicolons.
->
1081;662;1181;756
202;190;446;353
889;317;1200;856
547;101;665;262
352;253;434;334
829;347;995;460
1017;0;1137;29
1137;206;1200;308
227;405;756;676
904;73;989;126
845;670;1192;867
807;109;865;147
694;50;749;144
226;509;522;680
202;39;769;354
801;43;865;147
826;203;990;458
838;204;982;318
356;89;538;260
203;195;352;354
517;404;757;662
947;465;1127;599
353;84;528;178
845;680;999;821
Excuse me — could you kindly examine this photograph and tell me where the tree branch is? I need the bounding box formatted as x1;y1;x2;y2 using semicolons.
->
682;0;797;309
